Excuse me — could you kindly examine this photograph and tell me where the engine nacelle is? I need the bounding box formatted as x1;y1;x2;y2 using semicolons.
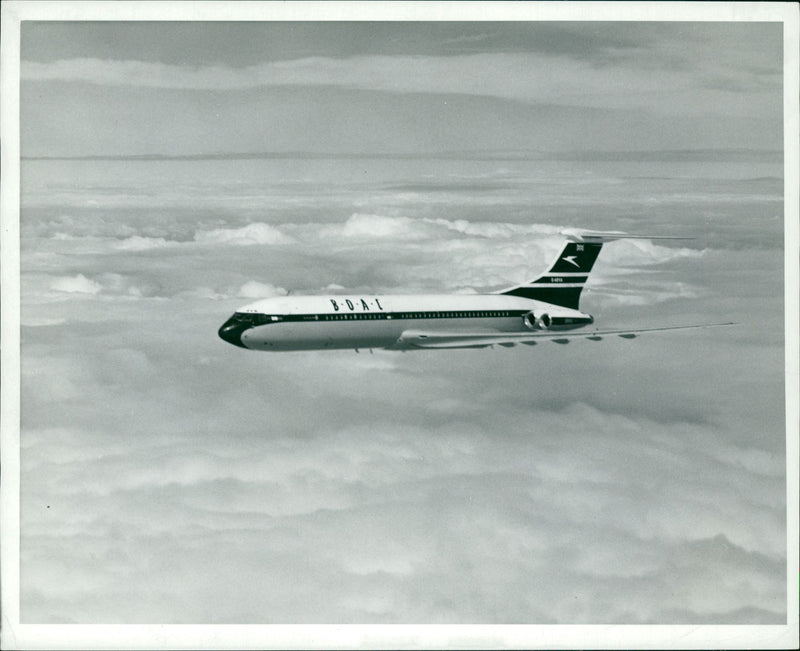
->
523;311;552;330
523;309;594;331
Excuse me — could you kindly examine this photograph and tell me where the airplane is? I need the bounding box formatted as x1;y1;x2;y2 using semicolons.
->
218;229;733;352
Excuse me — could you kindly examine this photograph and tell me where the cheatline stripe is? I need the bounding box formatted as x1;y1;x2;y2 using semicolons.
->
528;282;587;287
233;309;532;325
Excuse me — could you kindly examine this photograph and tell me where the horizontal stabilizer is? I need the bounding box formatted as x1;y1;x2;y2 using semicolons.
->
561;228;693;243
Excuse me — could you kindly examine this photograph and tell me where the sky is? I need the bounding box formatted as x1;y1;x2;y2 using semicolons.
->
20;21;783;157
10;13;792;645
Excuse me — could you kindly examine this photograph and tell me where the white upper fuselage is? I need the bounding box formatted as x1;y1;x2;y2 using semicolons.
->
220;293;593;351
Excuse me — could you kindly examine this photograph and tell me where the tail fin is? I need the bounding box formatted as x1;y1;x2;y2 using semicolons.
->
498;229;690;310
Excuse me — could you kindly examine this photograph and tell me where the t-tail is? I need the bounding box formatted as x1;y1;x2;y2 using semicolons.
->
498;229;690;310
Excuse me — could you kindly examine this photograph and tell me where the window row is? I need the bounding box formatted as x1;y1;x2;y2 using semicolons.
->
321;310;518;321
235;310;522;325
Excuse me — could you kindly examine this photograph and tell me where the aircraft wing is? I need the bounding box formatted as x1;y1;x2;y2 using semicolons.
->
392;323;735;350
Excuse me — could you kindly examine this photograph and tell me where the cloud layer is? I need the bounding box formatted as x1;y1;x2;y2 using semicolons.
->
25;212;705;308
21;51;780;118
20;22;783;157
18;150;786;624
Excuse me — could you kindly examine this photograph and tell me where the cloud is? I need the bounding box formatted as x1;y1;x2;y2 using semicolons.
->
237;281;287;299
20;22;783;161
95;272;163;298
19;150;786;626
177;287;229;301
29;212;709;309
21;317;68;327
112;235;173;251
338;213;422;240
194;223;293;246
322;213;559;244
592;281;701;308
19;397;786;623
49;273;102;294
298;213;705;299
22;50;780;118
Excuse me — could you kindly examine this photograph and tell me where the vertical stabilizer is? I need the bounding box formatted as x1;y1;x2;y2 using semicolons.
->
497;229;688;310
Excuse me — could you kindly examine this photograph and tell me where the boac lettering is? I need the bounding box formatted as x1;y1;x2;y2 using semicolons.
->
329;297;385;312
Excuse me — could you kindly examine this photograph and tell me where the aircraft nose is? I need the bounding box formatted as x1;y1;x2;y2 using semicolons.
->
218;315;250;348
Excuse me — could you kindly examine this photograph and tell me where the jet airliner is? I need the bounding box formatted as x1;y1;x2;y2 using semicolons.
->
218;229;731;352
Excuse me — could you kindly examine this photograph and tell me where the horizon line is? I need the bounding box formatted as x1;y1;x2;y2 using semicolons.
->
21;148;783;162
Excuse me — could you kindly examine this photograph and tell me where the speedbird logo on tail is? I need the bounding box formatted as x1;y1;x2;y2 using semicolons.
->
561;255;580;268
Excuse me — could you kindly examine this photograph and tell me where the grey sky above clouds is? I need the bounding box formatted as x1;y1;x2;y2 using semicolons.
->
21;22;782;156
15;16;789;635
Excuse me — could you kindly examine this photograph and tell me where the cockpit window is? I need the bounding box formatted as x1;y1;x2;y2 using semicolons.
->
233;312;269;326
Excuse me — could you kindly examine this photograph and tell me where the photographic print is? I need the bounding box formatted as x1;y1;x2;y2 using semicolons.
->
2;2;797;649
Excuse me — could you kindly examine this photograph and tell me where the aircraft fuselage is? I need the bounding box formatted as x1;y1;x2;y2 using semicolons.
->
217;230;727;353
219;294;593;351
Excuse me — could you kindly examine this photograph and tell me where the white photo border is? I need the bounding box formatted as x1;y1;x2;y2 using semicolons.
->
1;2;797;649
